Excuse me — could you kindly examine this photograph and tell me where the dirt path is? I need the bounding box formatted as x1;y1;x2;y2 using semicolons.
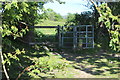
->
73;69;94;78
56;49;96;78
48;44;119;78
56;49;119;78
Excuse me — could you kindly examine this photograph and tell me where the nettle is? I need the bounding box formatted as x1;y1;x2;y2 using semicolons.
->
27;53;72;78
3;49;25;65
97;3;120;52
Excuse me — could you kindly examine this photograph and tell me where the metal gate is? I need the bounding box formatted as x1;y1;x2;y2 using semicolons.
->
59;25;94;49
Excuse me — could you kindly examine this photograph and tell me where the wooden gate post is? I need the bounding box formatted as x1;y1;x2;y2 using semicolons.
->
58;25;61;47
92;25;94;48
73;26;77;50
61;26;64;48
86;25;88;48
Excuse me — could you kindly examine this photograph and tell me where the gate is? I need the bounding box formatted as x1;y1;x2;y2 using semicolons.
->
59;25;94;49
29;26;59;45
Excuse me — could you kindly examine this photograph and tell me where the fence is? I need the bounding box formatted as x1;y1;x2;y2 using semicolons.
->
59;25;94;49
29;26;60;45
29;25;94;49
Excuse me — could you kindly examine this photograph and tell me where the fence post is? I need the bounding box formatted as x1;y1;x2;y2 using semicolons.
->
58;25;61;47
0;23;2;80
61;26;64;48
92;25;94;48
73;26;77;50
86;25;88;48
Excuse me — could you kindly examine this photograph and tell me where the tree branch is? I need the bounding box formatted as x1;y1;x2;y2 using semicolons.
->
89;0;102;17
0;52;10;80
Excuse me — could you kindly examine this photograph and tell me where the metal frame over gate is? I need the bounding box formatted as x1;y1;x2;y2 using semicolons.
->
59;25;94;49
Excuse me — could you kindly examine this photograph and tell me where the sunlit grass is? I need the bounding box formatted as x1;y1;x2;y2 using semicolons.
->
35;20;66;36
35;28;57;35
35;20;66;26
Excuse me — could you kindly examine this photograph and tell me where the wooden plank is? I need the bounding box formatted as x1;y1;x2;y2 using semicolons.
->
30;26;59;28
29;42;58;45
30;25;93;28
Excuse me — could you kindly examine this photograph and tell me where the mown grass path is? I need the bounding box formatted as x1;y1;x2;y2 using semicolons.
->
57;49;119;78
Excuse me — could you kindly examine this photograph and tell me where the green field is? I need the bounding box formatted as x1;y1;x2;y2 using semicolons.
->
35;28;57;35
34;20;66;42
35;20;66;26
35;20;66;35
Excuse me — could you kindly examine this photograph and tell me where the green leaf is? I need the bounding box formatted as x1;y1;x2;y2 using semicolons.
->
11;26;18;33
98;16;104;22
104;20;110;28
15;49;21;55
5;3;11;10
22;2;29;7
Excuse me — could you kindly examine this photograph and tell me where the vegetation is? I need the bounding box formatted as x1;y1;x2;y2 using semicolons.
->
35;19;66;26
97;3;120;52
65;2;120;53
1;0;120;80
39;8;63;21
65;11;94;26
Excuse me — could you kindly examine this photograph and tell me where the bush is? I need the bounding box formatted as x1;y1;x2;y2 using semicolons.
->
27;53;72;78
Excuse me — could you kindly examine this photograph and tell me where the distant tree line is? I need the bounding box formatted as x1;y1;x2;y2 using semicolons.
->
39;8;63;21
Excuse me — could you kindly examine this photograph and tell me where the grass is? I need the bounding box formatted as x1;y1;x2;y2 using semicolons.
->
65;48;120;78
35;28;57;35
34;19;65;42
3;37;119;79
34;19;66;35
35;20;66;26
3;19;119;79
33;20;119;78
34;28;57;42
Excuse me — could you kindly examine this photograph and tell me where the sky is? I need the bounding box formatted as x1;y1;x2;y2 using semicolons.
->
44;0;92;16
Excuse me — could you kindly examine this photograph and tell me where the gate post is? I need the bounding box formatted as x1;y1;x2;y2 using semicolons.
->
92;25;94;48
73;26;77;50
58;25;61;47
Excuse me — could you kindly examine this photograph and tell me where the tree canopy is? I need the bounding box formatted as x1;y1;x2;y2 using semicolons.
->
39;8;63;21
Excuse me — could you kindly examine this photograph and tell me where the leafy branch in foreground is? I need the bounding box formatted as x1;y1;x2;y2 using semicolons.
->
1;2;43;79
89;0;120;52
97;3;120;52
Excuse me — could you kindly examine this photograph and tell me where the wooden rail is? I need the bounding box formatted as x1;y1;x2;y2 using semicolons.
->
30;26;59;28
29;26;61;46
29;25;94;49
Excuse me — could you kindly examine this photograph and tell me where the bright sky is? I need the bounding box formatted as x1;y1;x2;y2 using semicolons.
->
44;0;92;16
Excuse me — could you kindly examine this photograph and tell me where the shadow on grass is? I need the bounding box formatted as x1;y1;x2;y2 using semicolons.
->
57;48;120;77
